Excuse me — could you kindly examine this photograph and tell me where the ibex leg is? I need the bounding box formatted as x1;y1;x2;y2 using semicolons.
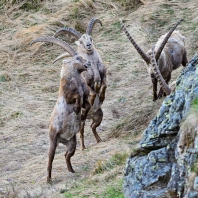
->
91;108;103;143
65;135;77;173
73;95;81;115
81;99;91;121
151;76;158;101
99;79;107;104
79;121;86;150
89;88;96;106
47;135;57;183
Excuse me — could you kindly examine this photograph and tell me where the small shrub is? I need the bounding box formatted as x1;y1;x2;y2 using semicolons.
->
93;152;128;174
0;72;11;82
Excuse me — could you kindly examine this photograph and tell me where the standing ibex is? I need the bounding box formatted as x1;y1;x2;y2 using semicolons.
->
54;17;107;150
120;19;188;101
30;37;91;183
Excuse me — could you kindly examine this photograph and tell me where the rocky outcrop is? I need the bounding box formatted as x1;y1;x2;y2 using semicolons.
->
123;55;198;198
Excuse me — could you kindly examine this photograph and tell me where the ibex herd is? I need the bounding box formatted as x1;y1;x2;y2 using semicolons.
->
30;17;188;183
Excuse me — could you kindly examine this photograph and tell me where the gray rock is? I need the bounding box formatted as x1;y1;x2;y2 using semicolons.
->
124;55;198;198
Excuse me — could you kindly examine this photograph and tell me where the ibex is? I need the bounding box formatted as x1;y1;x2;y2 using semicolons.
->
30;37;91;183
120;19;188;101
54;17;107;150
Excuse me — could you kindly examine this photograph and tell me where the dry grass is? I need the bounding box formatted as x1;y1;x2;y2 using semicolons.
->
0;0;197;197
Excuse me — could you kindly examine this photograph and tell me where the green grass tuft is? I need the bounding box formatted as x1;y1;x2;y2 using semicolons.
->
100;186;124;198
192;97;198;109
98;179;124;198
191;154;198;174
93;152;128;175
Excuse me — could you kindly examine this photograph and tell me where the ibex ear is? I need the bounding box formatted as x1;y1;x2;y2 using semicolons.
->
182;36;186;42
75;41;80;46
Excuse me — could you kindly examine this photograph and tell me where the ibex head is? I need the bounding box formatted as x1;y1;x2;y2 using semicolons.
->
75;34;94;54
30;36;90;72
72;55;91;72
53;17;102;59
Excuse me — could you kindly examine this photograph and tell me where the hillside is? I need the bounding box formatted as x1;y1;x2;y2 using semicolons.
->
0;0;197;197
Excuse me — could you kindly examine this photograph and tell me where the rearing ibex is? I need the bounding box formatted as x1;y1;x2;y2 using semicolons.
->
120;19;188;101
30;37;91;183
53;17;107;150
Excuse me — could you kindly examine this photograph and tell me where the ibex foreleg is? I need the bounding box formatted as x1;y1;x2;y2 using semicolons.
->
89;87;96;106
151;75;158;101
81;98;91;121
99;79;107;104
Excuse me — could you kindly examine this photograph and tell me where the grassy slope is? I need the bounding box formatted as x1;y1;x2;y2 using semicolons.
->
0;0;197;197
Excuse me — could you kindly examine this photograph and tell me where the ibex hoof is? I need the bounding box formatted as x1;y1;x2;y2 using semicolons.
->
81;146;86;151
99;97;104;104
47;177;52;184
68;169;75;173
96;138;103;143
153;97;158;101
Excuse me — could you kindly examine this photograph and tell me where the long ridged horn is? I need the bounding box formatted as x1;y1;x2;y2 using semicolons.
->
54;27;82;39
150;47;171;96
30;36;77;57
120;19;150;64
53;52;71;64
86;17;102;35
155;19;183;61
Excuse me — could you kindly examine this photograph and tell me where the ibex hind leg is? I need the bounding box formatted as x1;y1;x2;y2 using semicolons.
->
47;136;58;183
91;108;103;143
65;135;77;173
151;77;158;101
79;121;86;150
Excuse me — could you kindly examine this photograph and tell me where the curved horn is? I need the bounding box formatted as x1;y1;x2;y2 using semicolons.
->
53;52;71;64
120;19;150;64
155;19;183;61
30;36;77;57
86;17;102;35
54;27;82;39
150;47;171;96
